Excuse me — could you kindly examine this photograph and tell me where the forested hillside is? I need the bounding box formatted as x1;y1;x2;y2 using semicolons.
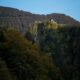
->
0;19;80;80
26;20;80;80
0;6;80;80
0;28;61;80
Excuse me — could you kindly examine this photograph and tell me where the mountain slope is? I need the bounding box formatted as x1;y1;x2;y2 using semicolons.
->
0;6;80;34
26;21;80;80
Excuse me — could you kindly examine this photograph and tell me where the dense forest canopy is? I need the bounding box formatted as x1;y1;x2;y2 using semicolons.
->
0;20;80;80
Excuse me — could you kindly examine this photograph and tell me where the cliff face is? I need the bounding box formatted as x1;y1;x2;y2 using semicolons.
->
0;6;80;34
28;20;58;42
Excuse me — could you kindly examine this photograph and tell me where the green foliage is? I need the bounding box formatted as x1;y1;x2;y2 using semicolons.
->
0;28;60;80
1;22;80;80
39;25;80;80
57;26;80;80
0;58;13;80
25;21;80;80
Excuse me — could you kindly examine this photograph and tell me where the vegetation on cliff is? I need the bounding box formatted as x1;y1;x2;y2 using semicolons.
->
0;19;80;80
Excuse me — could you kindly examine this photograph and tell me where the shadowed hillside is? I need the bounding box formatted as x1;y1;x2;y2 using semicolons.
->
0;6;80;80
